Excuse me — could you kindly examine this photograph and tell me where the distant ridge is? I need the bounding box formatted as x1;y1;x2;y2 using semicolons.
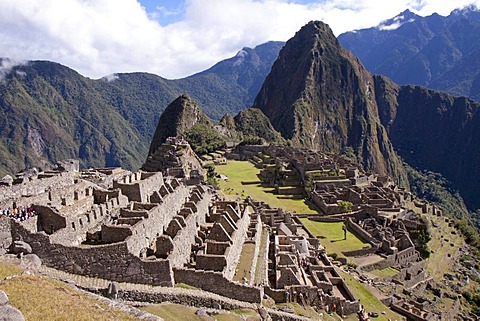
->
338;5;480;101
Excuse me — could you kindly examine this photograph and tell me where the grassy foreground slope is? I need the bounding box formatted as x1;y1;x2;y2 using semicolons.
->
0;262;140;321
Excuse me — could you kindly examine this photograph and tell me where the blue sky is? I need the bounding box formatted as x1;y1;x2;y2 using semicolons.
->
140;0;186;25
1;0;479;79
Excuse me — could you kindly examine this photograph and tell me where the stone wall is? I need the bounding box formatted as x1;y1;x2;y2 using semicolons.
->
0;171;75;209
342;246;377;257
345;218;382;248
11;220;174;285
113;172;164;203
173;268;263;303
223;207;251;279
124;184;191;256
0;216;11;250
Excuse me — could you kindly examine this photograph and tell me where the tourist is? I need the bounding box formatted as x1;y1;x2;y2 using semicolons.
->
0;204;37;222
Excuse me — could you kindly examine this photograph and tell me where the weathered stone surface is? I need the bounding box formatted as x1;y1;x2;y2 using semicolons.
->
195;308;208;316
20;254;42;269
11;241;32;255
0;291;8;306
0;304;25;321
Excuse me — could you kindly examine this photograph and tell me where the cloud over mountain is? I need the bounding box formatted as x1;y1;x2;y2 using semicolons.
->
1;0;479;79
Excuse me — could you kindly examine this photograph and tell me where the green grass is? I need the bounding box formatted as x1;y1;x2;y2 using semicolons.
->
0;274;139;321
338;270;403;321
368;267;399;278
0;262;24;279
299;219;370;258
174;282;200;290
216;160;317;214
233;243;256;282
276;303;325;320
254;228;269;285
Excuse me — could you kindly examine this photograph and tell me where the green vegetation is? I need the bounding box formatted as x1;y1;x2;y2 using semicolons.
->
174;283;199;290
368;267;399;279
463;289;480;316
233;243;256;283
233;108;285;144
184;123;227;155
406;165;469;219
0;273;139;321
338;270;402;321
299;219;370;258
338;200;353;213
454;219;480;254
0;262;24;279
254;228;269;285
216;160;317;214
204;163;219;189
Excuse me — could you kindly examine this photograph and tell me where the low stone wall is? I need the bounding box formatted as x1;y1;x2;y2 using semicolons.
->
11;221;174;286
360;256;395;272
345;218;381;248
173;268;263;303
342;246;377;257
118;287;252;310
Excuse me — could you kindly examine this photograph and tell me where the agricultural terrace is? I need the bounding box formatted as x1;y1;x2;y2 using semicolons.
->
216;160;317;214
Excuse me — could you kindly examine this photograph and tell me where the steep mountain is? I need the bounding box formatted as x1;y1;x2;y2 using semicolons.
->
374;75;480;211
0;60;147;174
147;94;220;156
148;95;284;156
338;6;480;101
254;21;407;184
0;42;282;176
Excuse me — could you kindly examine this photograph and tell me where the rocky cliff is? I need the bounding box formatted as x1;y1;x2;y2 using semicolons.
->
375;75;480;210
254;21;407;184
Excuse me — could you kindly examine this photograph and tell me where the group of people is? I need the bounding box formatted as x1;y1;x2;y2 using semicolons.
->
285;289;308;305
1;205;37;222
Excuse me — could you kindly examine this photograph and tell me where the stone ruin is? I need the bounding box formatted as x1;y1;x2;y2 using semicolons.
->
251;202;360;315
227;144;439;319
0;141;439;319
0;143;263;304
142;136;205;184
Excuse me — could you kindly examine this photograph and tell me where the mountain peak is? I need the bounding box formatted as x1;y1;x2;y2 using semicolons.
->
452;4;479;15
377;9;418;31
254;20;406;182
148;94;209;156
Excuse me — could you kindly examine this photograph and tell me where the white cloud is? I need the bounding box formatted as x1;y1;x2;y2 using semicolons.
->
0;0;479;79
102;73;119;82
0;58;27;82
